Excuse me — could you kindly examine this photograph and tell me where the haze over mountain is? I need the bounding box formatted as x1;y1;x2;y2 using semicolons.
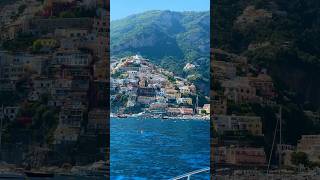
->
111;10;210;94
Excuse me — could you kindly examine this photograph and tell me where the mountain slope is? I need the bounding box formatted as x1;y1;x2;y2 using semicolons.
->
213;0;320;110
111;10;210;93
212;0;320;145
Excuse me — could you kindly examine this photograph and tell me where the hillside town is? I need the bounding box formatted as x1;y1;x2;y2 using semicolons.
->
111;55;210;119
0;0;109;175
211;48;320;176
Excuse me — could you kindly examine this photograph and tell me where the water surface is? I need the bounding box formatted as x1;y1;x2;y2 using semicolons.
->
110;117;210;179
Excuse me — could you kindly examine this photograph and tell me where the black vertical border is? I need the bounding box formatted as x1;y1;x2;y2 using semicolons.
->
210;0;215;179
106;0;110;178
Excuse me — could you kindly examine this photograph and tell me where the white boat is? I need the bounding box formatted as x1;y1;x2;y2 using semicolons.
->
70;161;108;177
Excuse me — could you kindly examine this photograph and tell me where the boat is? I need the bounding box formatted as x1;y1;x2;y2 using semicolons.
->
69;161;108;178
170;167;210;180
0;163;25;179
117;114;128;118
24;171;54;178
162;116;169;119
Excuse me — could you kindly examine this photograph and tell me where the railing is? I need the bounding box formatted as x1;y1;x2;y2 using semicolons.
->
170;167;210;180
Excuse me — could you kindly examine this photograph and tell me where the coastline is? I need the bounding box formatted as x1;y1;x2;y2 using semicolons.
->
110;113;210;120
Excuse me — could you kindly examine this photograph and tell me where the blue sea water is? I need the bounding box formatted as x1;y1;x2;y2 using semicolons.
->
110;117;210;180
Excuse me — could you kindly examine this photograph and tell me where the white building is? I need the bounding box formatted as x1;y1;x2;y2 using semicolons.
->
213;115;263;136
2;106;20;121
53;50;92;66
179;86;191;94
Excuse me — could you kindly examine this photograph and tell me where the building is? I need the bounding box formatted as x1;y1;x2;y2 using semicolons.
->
87;109;108;134
54;126;80;145
176;98;193;106
167;108;181;116
148;102;167;114
30;18;93;34
222;77;258;104
53;50;92;67
59;103;84;128
137;96;156;105
224;146;266;166
297;135;320;162
127;70;138;79
179;86;191;94
212;60;237;80
0;52;48;81
277;144;295;167
214;115;263;136
0;79;15;92
198;104;210;114
165;89;181;99
212;96;227;115
248;73;276;99
179;108;194;115
137;87;156;97
51;78;72;99
33;77;53;94
54;28;88;38
2;106;20;121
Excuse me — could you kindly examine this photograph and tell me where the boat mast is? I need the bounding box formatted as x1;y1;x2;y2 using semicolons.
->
279;106;282;174
267;105;283;175
195;95;199;114
267;105;281;174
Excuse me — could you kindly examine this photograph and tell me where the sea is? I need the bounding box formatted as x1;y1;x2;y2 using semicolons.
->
110;117;210;180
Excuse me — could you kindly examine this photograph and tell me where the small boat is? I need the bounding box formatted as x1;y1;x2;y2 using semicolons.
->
70;161;108;178
24;171;54;178
162;116;169;119
117;114;128;118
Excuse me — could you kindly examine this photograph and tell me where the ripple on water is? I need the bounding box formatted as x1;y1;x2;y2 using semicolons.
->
110;117;210;179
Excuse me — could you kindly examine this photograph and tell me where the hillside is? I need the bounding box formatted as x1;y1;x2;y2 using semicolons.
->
212;0;320;146
0;0;18;6
111;10;210;94
213;0;320;111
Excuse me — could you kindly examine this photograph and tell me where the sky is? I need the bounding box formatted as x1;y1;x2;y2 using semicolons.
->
110;0;210;20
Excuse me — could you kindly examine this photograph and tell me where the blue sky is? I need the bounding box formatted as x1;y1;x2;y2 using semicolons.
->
110;0;210;20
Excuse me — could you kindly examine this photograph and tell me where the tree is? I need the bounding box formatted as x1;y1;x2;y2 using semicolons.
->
291;151;309;166
201;109;207;115
59;11;76;18
18;4;26;14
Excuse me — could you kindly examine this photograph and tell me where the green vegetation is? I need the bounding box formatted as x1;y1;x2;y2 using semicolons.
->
111;94;129;112
18;4;26;14
2;33;36;52
213;0;320;110
291;151;309;167
213;1;320;160
201;109;207;114
111;11;210;94
59;8;96;18
32;40;43;52
111;71;122;78
19;102;58;143
167;75;176;84
0;91;20;106
4;97;59;146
